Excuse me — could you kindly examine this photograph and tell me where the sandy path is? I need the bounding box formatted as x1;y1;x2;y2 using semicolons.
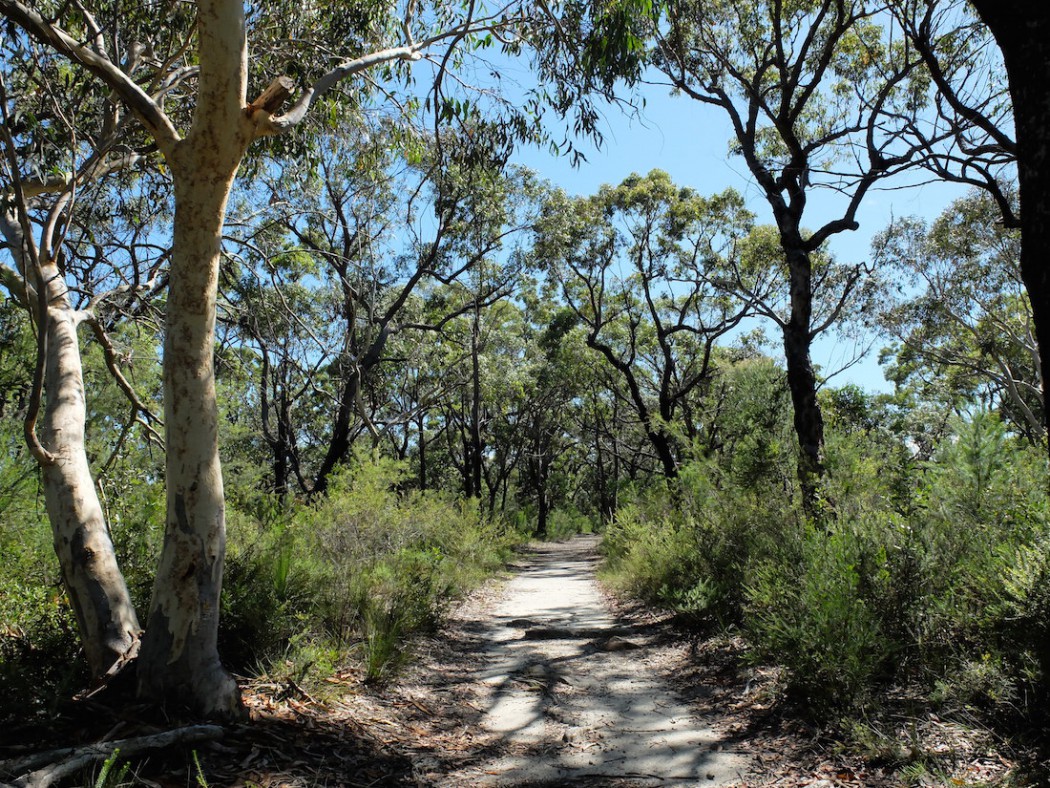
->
416;536;749;786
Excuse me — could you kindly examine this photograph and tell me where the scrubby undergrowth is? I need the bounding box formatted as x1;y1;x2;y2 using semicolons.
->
0;453;521;725
601;410;1050;768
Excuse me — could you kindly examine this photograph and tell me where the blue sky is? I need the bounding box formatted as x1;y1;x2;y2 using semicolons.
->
509;83;971;395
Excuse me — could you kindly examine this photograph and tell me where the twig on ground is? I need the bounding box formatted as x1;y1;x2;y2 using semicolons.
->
0;724;223;788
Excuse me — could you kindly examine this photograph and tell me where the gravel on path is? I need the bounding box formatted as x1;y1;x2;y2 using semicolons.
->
410;535;749;787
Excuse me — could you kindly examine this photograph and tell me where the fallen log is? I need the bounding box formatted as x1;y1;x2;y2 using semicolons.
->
0;724;223;788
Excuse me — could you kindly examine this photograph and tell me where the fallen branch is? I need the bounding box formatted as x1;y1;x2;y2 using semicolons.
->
0;724;223;788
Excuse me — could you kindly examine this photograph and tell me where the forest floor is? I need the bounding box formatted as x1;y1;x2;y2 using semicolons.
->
346;535;1027;787
1;536;1040;787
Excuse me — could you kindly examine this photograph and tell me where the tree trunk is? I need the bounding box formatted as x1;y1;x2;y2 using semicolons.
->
649;428;679;481
531;425;550;537
469;312;484;501
136;152;243;719
969;3;1050;461
274;385;291;498
311;369;358;495
610;398;620;517
0;211;141;679
783;321;827;510
780;242;828;515
586;337;678;481
416;411;427;490
39;262;142;677
312;328;391;494
593;422;609;522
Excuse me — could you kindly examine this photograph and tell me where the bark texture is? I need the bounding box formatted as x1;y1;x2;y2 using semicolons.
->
0;211;141;679
39;261;142;676
136;149;245;718
135;0;253;716
968;3;1050;460
780;243;827;512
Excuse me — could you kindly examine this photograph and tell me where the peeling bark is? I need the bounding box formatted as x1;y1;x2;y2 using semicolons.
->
0;0;496;719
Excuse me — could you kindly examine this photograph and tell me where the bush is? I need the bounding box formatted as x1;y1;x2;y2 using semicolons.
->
0;458;85;722
745;523;895;712
603;410;1050;722
603;462;796;627
219;503;316;671
543;506;596;540
293;454;518;681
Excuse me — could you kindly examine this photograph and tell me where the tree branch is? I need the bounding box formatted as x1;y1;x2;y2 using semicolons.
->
0;0;180;153
0;725;223;788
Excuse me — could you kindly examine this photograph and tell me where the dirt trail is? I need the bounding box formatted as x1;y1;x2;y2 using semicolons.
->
406;536;749;786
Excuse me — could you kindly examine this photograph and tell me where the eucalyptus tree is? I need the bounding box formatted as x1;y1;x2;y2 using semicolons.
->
225;124;406;497
0;0;541;717
222;230;332;498
876;191;1042;444
475;300;531;513
577;363;630;520
538;170;762;481
378;294;464;488
890;0;1050;455
891;0;1015;225
653;0;922;510
0;34;169;682
436;270;529;503
961;2;1050;448
506;298;584;534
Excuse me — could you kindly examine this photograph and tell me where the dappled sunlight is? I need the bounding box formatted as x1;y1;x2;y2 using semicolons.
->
435;536;749;786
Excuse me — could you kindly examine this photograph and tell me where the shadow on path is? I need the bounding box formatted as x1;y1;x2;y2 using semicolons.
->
424;536;749;787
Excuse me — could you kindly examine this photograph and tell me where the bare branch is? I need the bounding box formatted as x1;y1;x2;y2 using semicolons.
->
82;313;164;444
265;8;520;134
0;77;54;466
0;0;180;153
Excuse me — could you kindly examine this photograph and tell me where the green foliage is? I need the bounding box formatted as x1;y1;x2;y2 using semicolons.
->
219;504;313;670
290;454;519;682
542;507;597;540
93;749;131;788
603;462;795;628
745;523;895;712
0;432;84;721
602;504;707;608
603;395;1050;721
0;578;84;720
205;454;523;685
877;191;1040;445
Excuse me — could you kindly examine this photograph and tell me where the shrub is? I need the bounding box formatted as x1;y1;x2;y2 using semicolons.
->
219;504;316;671
213;453;522;685
745;523;895;712
603;462;796;627
293;454;518;681
543;506;596;540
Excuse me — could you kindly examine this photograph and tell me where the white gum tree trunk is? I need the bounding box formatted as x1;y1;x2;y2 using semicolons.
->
40;263;143;676
134;0;253;716
0;212;141;680
135;157;244;716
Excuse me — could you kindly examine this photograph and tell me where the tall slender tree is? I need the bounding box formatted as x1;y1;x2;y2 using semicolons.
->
653;0;922;511
0;0;533;717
